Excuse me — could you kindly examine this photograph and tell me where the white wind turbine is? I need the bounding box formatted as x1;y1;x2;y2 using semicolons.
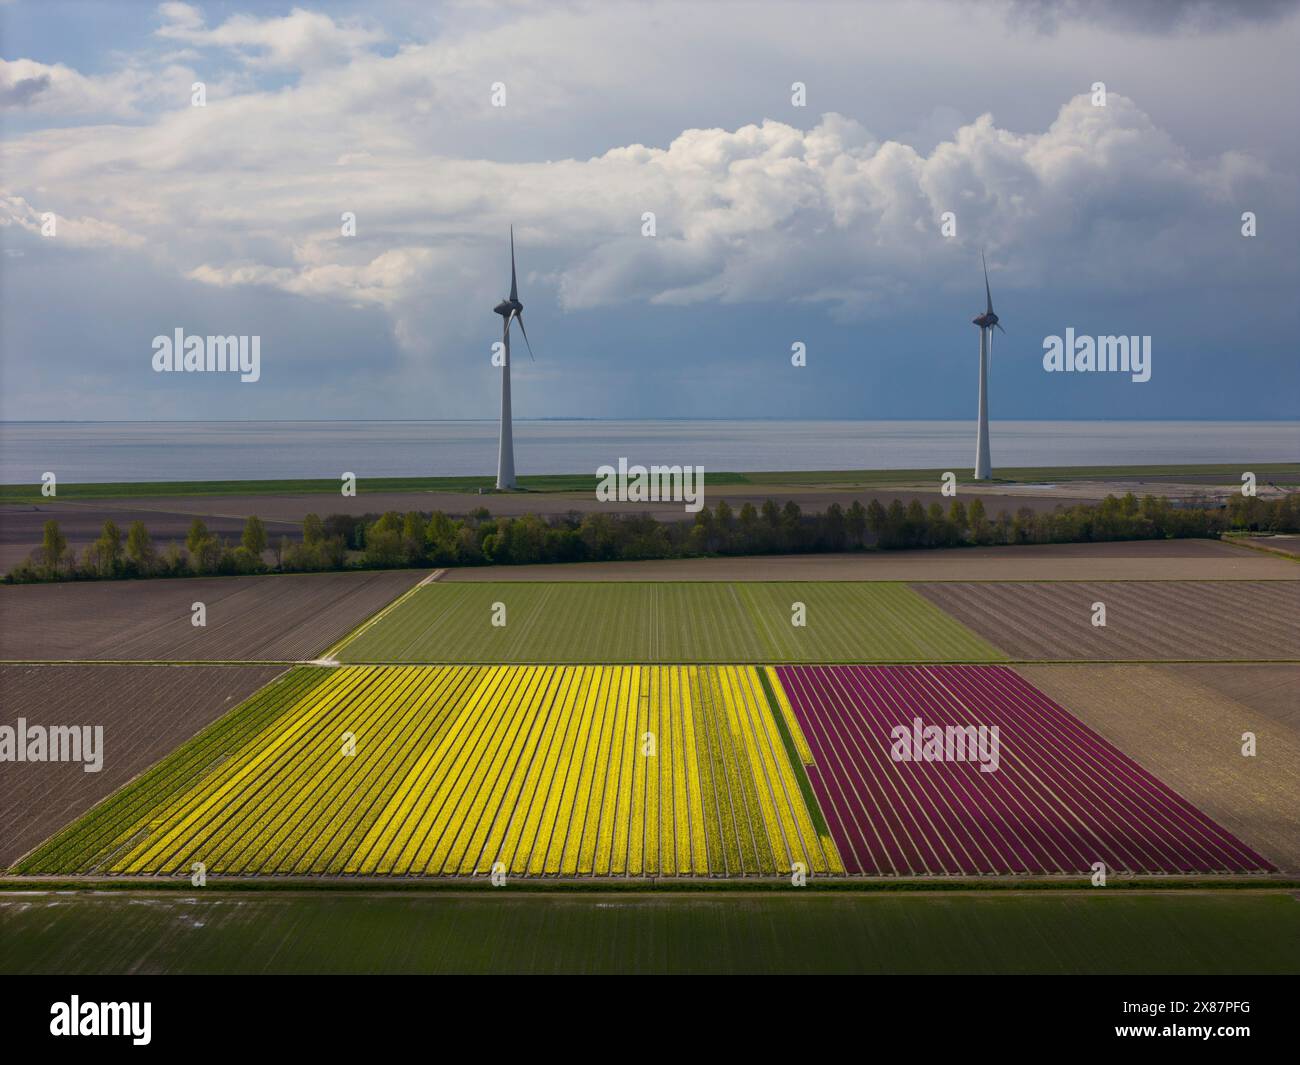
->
971;251;1005;481
492;226;534;490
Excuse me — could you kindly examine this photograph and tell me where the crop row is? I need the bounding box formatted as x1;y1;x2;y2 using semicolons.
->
30;665;842;878
776;664;1275;875
16;668;331;873
1;663;285;869
336;582;1005;663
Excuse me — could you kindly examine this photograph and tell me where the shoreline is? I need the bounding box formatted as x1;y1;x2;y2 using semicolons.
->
3;461;1298;503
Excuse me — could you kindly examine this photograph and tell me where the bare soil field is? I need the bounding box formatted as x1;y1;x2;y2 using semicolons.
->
0;569;424;661
1161;664;1300;730
0;663;283;868
1231;535;1300;560
1018;664;1300;872
443;539;1298;583
916;581;1299;661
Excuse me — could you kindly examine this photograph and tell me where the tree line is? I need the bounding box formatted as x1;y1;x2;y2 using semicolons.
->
6;491;1297;583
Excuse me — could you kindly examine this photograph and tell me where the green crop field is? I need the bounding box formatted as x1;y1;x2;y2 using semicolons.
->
334;582;1005;663
2;891;1295;975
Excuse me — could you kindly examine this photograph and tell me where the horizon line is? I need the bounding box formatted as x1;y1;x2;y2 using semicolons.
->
2;417;1297;426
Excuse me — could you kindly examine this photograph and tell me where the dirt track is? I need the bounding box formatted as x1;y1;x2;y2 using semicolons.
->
0;664;283;868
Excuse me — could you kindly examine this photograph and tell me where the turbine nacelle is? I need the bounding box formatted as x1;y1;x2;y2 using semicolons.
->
493;227;534;359
973;252;1005;333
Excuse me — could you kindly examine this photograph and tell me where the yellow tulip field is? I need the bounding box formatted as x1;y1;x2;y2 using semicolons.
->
26;665;840;878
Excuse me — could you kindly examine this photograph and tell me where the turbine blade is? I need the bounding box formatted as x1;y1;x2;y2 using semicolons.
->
509;225;518;303
995;321;1006;335
514;310;535;360
982;250;993;315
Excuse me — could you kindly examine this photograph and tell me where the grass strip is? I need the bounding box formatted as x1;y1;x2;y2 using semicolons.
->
755;667;831;838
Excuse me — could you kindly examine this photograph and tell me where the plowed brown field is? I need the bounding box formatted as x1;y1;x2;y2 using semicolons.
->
0;569;425;661
0;664;283;867
916;581;1299;660
1018;664;1300;872
1162;664;1300;730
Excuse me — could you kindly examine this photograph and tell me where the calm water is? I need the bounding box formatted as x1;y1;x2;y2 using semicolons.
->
0;420;1295;483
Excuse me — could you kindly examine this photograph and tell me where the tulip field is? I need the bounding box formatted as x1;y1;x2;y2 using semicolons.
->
22;665;842;878
14;564;1289;883
6;546;1293;977
15;657;1268;884
775;665;1275;875
18;656;1269;880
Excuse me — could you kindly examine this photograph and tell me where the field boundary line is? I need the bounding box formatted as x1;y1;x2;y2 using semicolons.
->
2;876;1295;892
321;656;1300;667
439;575;1300;584
0;659;303;667
755;667;831;842
318;570;437;659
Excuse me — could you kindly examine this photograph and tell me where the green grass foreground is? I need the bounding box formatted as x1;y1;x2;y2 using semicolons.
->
3;462;1296;502
334;582;1006;663
1;891;1295;974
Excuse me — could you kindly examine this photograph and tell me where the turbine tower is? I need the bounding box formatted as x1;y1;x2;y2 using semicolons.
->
971;251;1005;481
493;226;534;490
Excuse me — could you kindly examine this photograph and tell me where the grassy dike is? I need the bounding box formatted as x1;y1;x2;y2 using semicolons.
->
3;462;1296;502
1;890;1296;974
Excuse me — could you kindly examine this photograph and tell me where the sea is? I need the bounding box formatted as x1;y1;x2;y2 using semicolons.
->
0;420;1295;484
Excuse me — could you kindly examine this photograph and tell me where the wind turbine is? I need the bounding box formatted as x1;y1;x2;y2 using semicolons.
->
492;226;534;490
971;251;1005;481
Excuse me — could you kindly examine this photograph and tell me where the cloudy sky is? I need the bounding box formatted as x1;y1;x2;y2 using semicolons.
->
2;0;1297;421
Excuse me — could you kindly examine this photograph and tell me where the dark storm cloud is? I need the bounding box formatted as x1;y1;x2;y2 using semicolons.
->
1007;0;1300;34
1;1;1297;420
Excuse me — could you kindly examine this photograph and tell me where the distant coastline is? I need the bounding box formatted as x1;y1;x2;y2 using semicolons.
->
3;417;1299;424
1;420;1295;485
